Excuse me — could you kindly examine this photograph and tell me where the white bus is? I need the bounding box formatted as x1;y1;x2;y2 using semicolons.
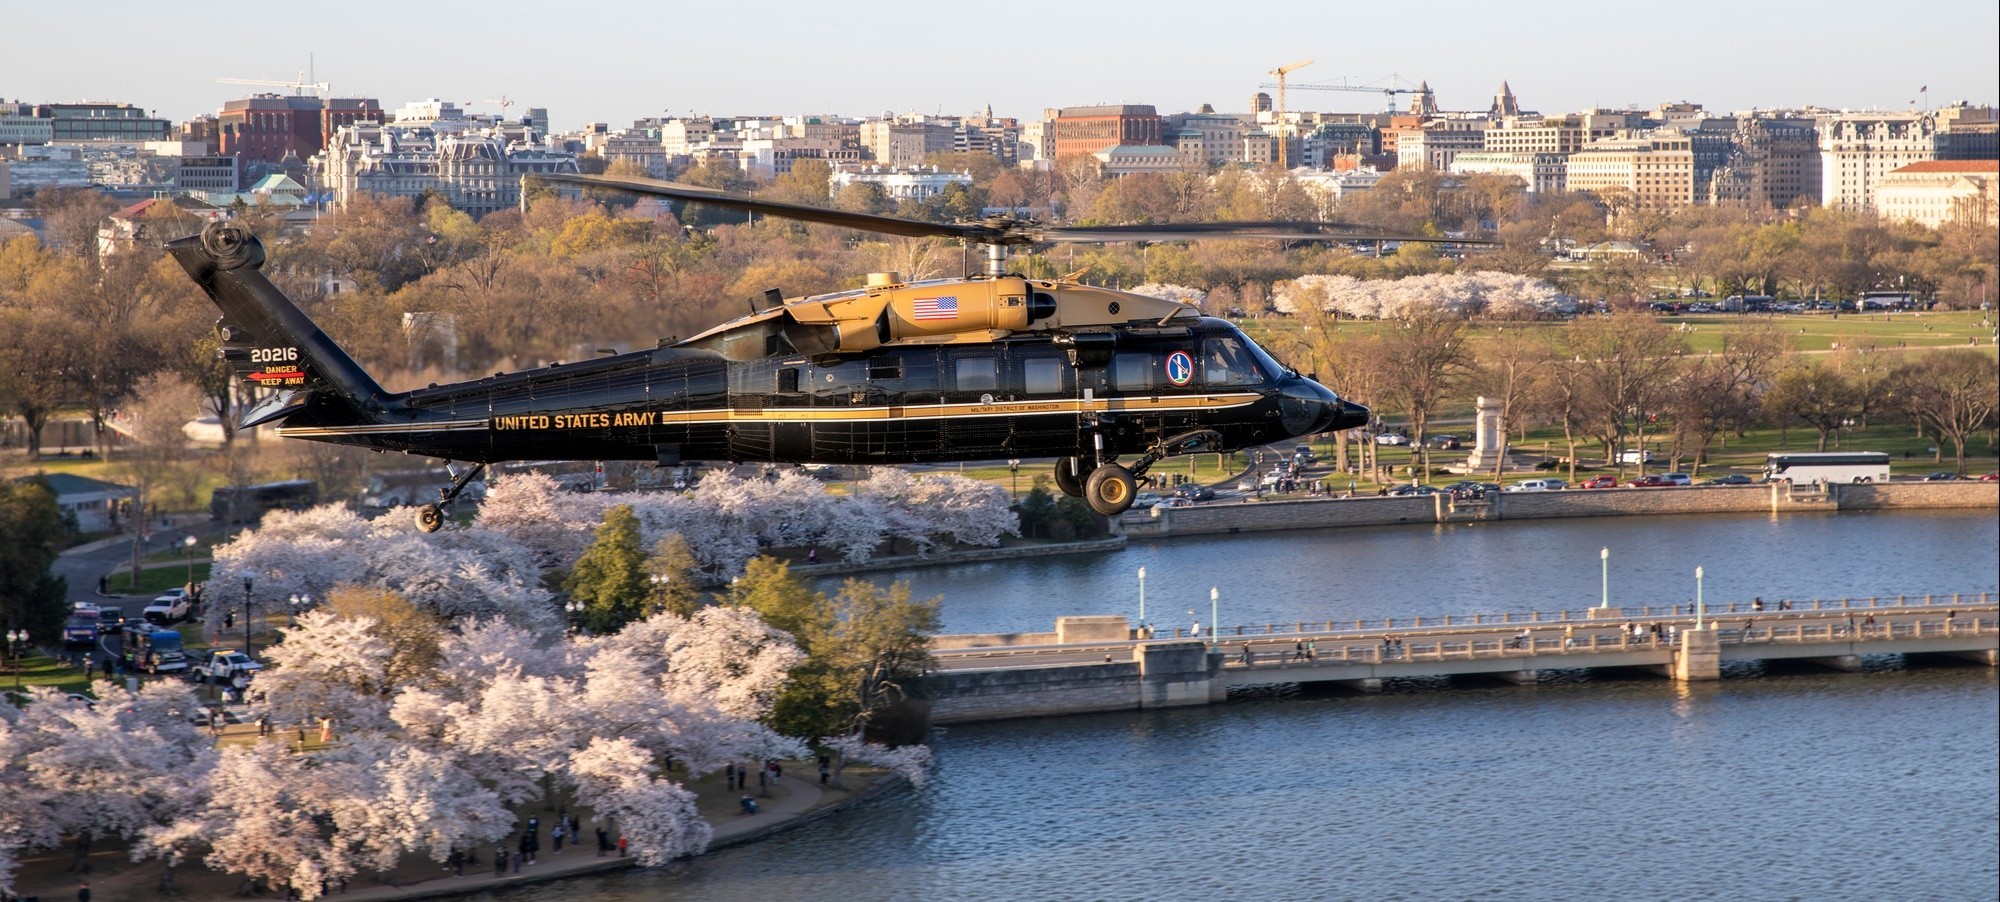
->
1763;452;1891;484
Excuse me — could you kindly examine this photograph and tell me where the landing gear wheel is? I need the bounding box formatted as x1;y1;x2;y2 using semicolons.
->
415;505;445;533
1084;464;1138;516
1054;457;1091;498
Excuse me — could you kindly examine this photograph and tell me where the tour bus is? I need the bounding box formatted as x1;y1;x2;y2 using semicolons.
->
1763;452;1891;484
210;479;318;523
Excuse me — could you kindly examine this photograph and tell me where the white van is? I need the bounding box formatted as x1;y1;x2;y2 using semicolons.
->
1619;450;1654;465
1505;478;1567;493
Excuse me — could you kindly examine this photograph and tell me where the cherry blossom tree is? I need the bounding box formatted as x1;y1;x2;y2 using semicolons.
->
822;732;933;790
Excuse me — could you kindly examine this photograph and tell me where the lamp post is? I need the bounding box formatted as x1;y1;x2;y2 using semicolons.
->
183;535;198;588
241;572;256;657
565;600;585;635
1599;547;1610;609
1136;567;1147;633
288;593;310;626
1209;587;1220;651
1694;566;1706;631
1008;459;1021;498
6;629;26;694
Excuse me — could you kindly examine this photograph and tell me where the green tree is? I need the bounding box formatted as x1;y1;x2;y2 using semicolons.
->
0;478;70;643
643;533;704;618
564;504;649;632
721;560;939;741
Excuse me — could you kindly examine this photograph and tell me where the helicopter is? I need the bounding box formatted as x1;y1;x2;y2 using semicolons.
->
168;174;1483;530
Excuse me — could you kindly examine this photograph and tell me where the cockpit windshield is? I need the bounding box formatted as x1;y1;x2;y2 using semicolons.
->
1204;326;1286;386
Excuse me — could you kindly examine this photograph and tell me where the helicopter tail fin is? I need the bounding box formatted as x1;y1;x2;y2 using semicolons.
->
166;222;392;427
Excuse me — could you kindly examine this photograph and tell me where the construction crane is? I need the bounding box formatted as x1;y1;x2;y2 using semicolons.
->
1260;73;1425;114
1266;58;1314;169
216;72;330;97
483;95;515;115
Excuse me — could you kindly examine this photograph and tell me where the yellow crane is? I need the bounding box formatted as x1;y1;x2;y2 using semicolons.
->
1267;58;1313;169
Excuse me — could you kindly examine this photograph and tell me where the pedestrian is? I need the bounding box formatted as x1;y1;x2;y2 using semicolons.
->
1240;642;1253;667
1305;639;1316;662
552;821;565;854
527;814;539;836
1292;640;1304;662
495;845;509;878
1563;624;1576;648
807;547;819;565
258;713;271;736
1753;597;1765;612
78;880;91;902
758;766;770;796
512;851;522;874
448;848;464;876
617;835;628;858
597;827;611;857
725;762;737;790
740;794;758;815
819;759;831;786
319;717;333;744
224;610;234;630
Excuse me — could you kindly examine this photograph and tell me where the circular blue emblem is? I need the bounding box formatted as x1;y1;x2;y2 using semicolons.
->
1164;350;1194;386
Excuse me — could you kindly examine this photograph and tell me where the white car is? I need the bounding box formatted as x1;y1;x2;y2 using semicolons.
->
1505;478;1568;493
1374;433;1409;446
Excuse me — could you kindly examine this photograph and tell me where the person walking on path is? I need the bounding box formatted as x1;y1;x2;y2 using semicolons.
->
78;880;91;901
495;845;509;878
448;848;464;876
596;827;611;857
551;821;566;854
617;835;628;858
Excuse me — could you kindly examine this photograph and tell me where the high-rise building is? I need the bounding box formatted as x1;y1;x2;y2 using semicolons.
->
1708;118;1820;209
1566;135;1696;208
1818;105;1997;211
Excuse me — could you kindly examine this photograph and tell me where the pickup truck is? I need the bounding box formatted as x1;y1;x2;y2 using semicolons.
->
195;649;262;683
143;589;191;624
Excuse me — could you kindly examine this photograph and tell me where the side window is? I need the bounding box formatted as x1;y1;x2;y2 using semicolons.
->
955;356;997;392
1202;337;1263;387
868;358;903;380
777;367;800;393
1111;352;1154;392
1023;357;1065;395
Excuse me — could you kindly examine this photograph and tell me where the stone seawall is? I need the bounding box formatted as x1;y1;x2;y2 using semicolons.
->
793;535;1127;579
1122;481;1996;538
928;661;1146;724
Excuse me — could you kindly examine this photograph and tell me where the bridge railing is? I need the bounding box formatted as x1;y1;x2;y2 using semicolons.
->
1155;592;1996;641
1210;614;1997;669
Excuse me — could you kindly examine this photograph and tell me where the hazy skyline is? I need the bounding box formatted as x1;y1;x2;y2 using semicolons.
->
10;0;1997;131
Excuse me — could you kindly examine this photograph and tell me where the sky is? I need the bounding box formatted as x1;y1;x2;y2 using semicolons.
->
8;0;1996;131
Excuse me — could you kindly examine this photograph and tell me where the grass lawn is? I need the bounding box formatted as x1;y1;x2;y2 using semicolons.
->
1;653;93;699
107;562;212;596
1238;310;1997;358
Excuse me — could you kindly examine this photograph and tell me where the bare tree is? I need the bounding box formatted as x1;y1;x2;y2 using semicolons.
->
1766;361;1861;452
1894;351;2000;472
1375;310;1473;483
1472;326;1553;479
1562;312;1686;474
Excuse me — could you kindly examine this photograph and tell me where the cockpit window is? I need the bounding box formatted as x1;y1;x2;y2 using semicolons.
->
1202;336;1268;387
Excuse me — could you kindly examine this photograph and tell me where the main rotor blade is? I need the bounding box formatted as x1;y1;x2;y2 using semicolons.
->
539;173;988;241
1039;222;1498;245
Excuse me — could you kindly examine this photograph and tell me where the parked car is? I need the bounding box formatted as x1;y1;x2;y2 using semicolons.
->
1660;473;1692;486
97;609;127;634
1427;435;1462;450
1176;485;1216;502
1618;450;1655;465
1702;474;1753;486
1982;472;1999;482
143;590;191;625
1132;492;1164;508
1628;475;1672;487
1390;484;1442;496
1924;471;1964;481
1374;433;1409;446
1236;480;1257;492
1506;478;1568;492
196;649;263;683
1578;475;1619;489
1151;497;1193;511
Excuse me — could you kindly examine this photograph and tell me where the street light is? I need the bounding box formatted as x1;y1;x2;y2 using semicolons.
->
1007;459;1021;498
1599;547;1610;609
183;535;198;588
1136;567;1147;632
1209;587;1220;651
241;572;256;657
565;600;585;635
1694;566;1706;631
6;629;27;694
288;593;310;626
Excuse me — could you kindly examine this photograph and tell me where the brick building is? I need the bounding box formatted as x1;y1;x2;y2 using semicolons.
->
1052;105;1162;159
219;94;382;164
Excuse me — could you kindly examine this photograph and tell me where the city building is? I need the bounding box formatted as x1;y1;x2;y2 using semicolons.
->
14;474;135;533
32;102;171;142
219;94;382;165
98;196;226;256
174;154;241;193
1294;167;1384;201
1052;105;1162;159
1707;118;1820;209
0;101;54;144
1397;121;1487;171
1818;105;1998;211
661;117;715;157
1565;135;1696;208
1450;151;1567;193
1092;144;1184;177
828;164;973;202
1874;160;1999;228
317;122;579;217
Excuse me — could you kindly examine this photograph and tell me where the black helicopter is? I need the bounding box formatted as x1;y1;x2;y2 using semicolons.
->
169;175;1477;529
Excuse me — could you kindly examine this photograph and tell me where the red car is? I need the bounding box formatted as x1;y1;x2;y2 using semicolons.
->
1579;475;1618;489
1982;472;1999;482
1627;475;1672;488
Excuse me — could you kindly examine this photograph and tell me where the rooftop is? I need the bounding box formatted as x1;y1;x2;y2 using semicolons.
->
1890;160;1999;174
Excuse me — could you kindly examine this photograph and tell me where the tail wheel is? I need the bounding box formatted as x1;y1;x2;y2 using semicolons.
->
1054;457;1091;498
415;505;445;533
1085;464;1137;516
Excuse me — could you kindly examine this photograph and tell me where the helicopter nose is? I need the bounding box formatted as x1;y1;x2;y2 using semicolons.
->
1278;376;1361;437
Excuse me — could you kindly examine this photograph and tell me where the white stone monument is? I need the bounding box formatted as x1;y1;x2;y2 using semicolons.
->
1465;395;1505;472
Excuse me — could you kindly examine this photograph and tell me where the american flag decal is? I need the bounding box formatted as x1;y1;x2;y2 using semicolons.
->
912;296;959;321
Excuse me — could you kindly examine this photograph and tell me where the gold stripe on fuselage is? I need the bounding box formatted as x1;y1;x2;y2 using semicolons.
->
275;393;1265;438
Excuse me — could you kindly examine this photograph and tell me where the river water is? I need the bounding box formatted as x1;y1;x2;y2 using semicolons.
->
489;510;1999;901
